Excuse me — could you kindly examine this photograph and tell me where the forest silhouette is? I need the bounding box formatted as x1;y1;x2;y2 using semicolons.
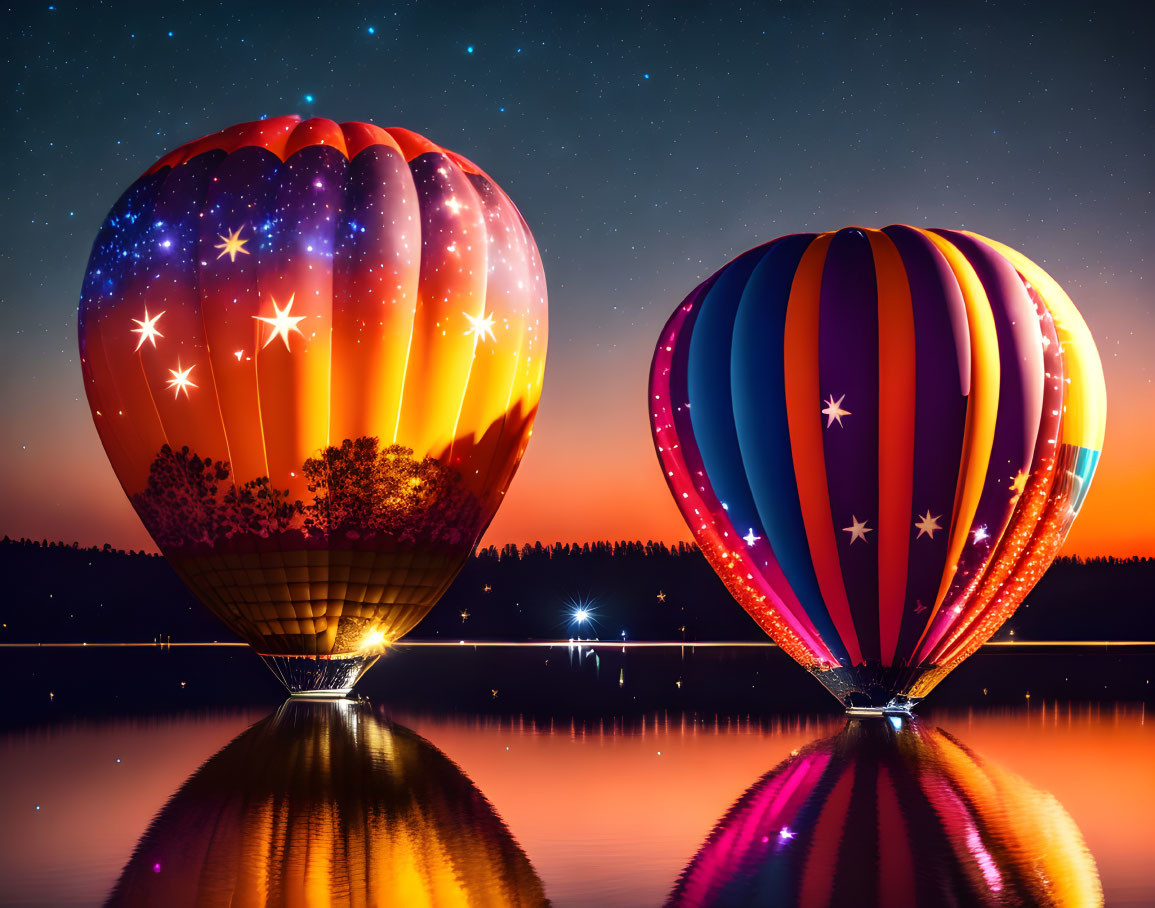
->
129;438;481;550
2;535;1151;646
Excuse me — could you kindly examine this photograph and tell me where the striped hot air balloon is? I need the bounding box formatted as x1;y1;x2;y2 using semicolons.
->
79;117;547;694
668;718;1102;907
649;226;1105;710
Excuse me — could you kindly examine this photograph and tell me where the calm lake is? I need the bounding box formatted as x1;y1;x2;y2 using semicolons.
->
1;644;1152;906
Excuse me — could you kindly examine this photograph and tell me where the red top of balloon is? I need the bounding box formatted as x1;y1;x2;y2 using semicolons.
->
145;115;487;177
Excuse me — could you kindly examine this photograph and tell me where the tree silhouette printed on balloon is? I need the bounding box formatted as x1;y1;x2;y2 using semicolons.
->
301;438;481;546
131;437;481;552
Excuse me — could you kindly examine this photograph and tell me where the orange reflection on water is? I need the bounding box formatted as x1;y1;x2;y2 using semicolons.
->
107;702;547;907
0;703;1150;905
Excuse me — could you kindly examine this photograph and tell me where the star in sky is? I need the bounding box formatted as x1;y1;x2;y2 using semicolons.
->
464;310;496;342
821;393;851;428
743;528;761;547
915;510;942;539
842;515;871;544
254;294;305;350
656;590;667;603
214;226;250;262
166;362;196;398
130;307;164;351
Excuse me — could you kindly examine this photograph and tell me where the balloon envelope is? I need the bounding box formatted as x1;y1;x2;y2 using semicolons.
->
649;227;1104;709
79;117;547;692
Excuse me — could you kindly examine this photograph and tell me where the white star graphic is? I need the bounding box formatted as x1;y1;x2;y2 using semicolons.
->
822;394;851;428
254;294;305;350
743;528;761;547
842;515;872;544
464;310;496;342
972;525;990;543
915;510;942;540
131;308;165;351
166;361;196;398
214;226;250;262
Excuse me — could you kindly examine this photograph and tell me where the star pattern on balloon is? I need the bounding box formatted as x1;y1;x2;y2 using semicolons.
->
254;294;305;350
915;510;942;539
77;117;550;700
131;307;165;351
842;515;871;544
743;528;761;547
166;361;196;398
821;393;851;428
972;525;990;544
464;310;496;342
214;226;250;262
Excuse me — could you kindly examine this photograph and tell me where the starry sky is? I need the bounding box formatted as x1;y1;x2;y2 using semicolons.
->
1;0;1151;556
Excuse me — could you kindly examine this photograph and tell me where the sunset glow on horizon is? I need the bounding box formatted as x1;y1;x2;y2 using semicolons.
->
1;5;1151;560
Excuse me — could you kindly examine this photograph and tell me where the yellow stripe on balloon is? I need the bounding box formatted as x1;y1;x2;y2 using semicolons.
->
963;232;1107;452
910;229;1001;649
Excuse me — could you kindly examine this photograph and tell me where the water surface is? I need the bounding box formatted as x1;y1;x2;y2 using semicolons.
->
1;645;1151;905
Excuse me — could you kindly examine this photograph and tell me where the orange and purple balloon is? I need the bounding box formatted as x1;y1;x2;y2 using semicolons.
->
78;116;547;694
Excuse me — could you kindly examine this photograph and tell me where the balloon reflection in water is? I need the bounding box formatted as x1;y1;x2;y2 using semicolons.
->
107;702;549;907
668;718;1101;907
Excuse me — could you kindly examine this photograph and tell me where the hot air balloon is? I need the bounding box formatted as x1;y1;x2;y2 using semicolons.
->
79;117;547;695
649;227;1104;711
108;702;549;906
669;718;1102;906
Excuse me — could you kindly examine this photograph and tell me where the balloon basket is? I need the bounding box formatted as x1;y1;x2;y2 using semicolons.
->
259;653;381;697
845;701;918;718
811;664;928;714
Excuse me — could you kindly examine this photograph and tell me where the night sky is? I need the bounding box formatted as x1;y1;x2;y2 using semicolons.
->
2;1;1151;555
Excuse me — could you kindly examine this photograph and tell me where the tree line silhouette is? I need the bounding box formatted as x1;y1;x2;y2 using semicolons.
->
129;438;481;550
2;534;1151;568
2;535;1152;645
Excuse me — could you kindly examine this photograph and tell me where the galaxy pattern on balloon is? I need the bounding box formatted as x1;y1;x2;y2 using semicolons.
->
649;226;1105;709
78;116;547;660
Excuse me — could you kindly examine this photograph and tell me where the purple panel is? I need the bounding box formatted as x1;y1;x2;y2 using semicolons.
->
923;229;1045;648
882;226;970;665
817;228;880;663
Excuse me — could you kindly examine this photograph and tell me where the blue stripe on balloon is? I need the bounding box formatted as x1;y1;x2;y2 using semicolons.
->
1071;446;1100;514
731;233;847;662
686;243;778;563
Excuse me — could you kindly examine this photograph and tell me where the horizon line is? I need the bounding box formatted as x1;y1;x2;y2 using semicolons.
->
3;536;1153;562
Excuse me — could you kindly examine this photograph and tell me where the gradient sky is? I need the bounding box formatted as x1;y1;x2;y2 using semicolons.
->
1;1;1151;555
